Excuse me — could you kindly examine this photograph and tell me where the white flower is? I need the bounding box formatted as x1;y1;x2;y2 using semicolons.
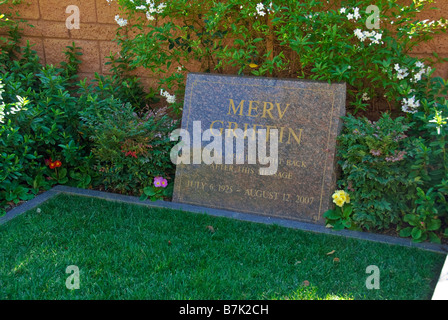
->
146;12;155;20
397;72;408;80
36;208;41;214
347;13;354;20
160;89;176;104
402;105;417;113
339;7;346;14
135;5;146;10
256;3;266;16
401;95;420;113
362;92;370;101
413;73;422;82
353;7;361;20
354;28;363;39
374;32;382;41
157;3;166;13
415;61;425;69
394;64;409;80
166;95;176;104
115;14;128;27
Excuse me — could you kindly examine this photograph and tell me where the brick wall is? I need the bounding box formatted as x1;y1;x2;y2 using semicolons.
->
1;0;447;90
410;0;448;78
1;0;159;89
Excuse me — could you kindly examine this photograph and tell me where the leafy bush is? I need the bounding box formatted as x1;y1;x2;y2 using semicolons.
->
335;113;417;230
77;76;178;196
0;18;178;213
403;76;448;242
0;41;98;215
400;187;444;243
332;75;448;242
113;0;447;115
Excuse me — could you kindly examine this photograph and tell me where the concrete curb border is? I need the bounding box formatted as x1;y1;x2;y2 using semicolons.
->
0;189;58;226
2;185;447;299
3;185;448;254
55;185;448;254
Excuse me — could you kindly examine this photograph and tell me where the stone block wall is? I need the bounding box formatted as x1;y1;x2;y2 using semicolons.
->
1;0;447;92
1;0;158;89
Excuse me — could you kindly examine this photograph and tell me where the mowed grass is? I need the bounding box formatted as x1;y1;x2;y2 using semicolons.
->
0;194;445;300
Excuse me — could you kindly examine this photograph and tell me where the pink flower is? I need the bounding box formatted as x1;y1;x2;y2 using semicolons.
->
153;176;168;188
154;176;162;187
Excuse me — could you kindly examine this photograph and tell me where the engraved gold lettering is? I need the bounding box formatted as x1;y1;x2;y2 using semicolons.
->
210;120;223;136
247;101;260;117
262;101;275;119
228;99;245;116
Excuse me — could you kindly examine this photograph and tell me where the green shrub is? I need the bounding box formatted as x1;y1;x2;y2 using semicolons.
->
335;113;417;230
400;187;444;243
403;76;448;242
77;78;178;195
114;0;447;115
0;41;99;215
333;76;448;241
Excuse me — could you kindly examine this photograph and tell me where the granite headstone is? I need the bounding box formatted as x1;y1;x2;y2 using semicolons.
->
172;73;346;224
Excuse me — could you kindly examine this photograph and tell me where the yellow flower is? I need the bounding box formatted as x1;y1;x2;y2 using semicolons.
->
332;191;341;199
332;190;350;207
249;63;259;68
334;198;344;207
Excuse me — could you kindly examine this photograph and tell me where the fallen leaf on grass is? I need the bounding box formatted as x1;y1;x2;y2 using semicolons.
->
206;225;215;233
294;261;302;265
326;250;336;255
302;280;310;287
333;257;340;263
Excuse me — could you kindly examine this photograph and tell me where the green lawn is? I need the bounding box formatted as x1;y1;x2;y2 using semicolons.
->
0;193;445;300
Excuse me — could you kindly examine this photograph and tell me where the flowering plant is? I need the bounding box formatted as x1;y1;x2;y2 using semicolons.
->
140;176;171;201
78;79;178;195
324;190;356;231
332;190;351;208
336;113;418;230
110;0;447;115
0;40;98;214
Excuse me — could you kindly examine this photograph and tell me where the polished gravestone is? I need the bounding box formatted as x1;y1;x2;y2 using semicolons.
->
172;73;346;224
